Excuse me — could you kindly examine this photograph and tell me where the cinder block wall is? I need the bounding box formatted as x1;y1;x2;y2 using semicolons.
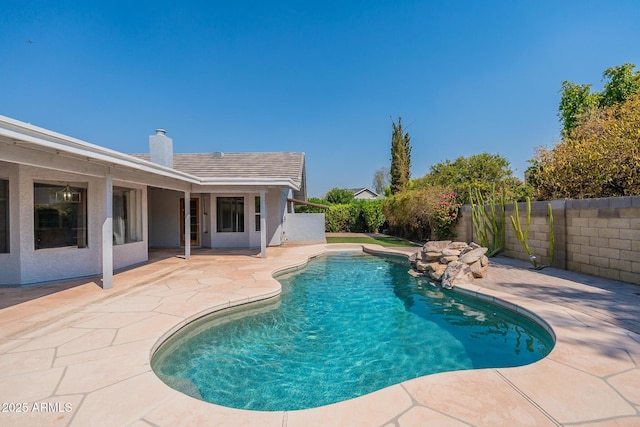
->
452;196;640;285
502;200;566;270
564;197;640;284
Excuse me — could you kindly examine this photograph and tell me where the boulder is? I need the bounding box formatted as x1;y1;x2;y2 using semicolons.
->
424;262;442;273
423;240;451;252
441;248;461;257
480;255;489;267
428;263;447;281
440;255;459;264
441;261;474;289
422;251;442;262
446;241;469;250
459;247;488;264
469;259;488;278
415;261;430;273
409;251;420;265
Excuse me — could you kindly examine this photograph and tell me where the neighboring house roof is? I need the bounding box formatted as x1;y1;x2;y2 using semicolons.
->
350;187;380;198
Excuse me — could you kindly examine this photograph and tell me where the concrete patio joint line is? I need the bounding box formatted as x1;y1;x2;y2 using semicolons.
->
494;369;562;426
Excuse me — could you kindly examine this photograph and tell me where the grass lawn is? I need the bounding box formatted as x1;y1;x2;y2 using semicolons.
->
326;236;420;247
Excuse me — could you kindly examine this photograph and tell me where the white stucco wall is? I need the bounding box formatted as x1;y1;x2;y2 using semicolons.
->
0;161;20;285
112;181;148;270
18;166;103;284
211;193;250;248
283;213;326;242
1;165;150;285
267;189;288;246
148;188;182;248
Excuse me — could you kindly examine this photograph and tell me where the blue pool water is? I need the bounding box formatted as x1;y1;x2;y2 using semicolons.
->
151;253;554;411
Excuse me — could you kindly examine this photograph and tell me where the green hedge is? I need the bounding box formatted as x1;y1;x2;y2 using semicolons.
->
324;200;386;233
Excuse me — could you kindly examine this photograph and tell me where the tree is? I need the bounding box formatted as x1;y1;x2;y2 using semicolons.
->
534;91;640;199
558;81;599;137
558;63;640;136
600;63;640;108
389;117;411;194
325;187;355;205
413;153;517;203
372;167;390;194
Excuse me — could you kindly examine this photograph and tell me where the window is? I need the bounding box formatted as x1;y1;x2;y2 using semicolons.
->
113;187;142;245
34;183;87;249
0;180;8;253
217;197;244;232
254;196;261;232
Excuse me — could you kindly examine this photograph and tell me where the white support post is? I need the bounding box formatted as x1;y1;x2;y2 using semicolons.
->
184;191;191;260
260;190;267;258
102;175;113;289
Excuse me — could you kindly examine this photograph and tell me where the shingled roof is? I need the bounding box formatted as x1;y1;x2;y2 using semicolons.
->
132;152;306;190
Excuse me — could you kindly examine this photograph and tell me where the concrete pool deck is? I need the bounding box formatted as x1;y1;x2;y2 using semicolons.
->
0;244;639;426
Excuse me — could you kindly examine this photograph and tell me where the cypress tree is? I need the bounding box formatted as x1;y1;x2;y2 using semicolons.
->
390;117;411;194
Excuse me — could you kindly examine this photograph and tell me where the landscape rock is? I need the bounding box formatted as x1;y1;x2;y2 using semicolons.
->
415;261;430;273
440;255;459;264
441;248;461;257
423;241;451;252
469;259;487;278
422;251;442;262
446;242;469;250
428;263;447;281
459;247;488;264
409;240;490;289
441;261;474;289
409;252;419;264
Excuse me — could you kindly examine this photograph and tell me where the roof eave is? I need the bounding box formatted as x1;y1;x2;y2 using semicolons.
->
198;177;301;190
0;117;201;184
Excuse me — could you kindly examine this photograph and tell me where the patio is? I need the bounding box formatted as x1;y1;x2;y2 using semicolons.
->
0;245;639;426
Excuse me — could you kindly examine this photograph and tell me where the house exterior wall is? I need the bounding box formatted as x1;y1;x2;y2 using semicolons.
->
18;165;103;284
148;188;182;248
283;213;326;243
112;181;148;270
266;189;288;246
0;161;20;285
0;164;150;285
212;190;284;248
354;191;378;200
146;188;291;250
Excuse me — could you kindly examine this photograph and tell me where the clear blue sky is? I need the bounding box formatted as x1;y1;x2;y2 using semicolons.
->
2;1;639;197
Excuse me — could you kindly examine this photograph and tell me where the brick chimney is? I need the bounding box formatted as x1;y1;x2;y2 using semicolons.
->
149;129;173;168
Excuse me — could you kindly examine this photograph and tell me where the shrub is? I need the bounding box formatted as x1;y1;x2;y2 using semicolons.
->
533;91;640;199
323;200;387;233
382;186;460;241
432;192;461;239
361;200;386;233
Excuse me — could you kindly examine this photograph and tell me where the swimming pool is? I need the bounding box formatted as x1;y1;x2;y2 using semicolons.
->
151;252;554;411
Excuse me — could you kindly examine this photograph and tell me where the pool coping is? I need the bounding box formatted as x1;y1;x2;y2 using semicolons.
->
0;244;639;426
